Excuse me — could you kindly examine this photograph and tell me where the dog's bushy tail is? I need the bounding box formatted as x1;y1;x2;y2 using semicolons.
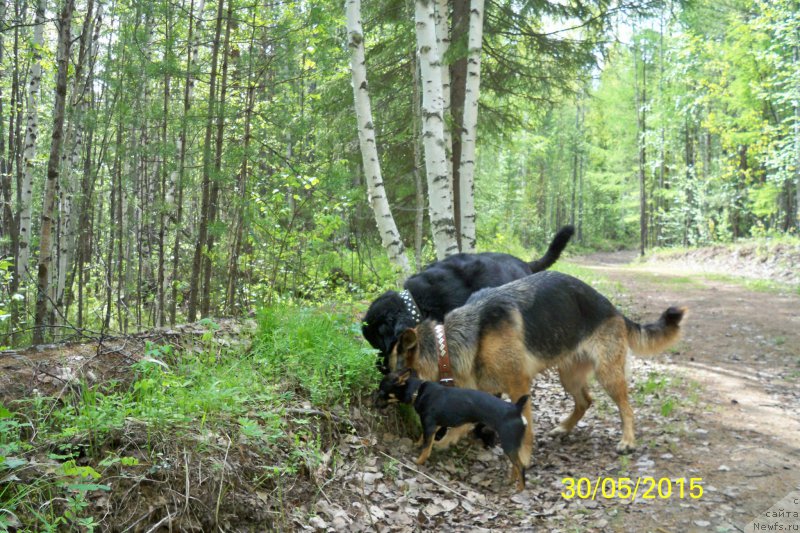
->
512;395;533;468
528;225;574;273
625;306;687;355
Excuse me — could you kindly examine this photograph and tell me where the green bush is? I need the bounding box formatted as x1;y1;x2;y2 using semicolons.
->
252;305;378;407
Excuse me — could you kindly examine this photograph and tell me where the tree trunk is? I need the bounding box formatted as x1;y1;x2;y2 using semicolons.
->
170;0;205;324
570;104;580;228
577;135;585;243
794;43;800;232
434;0;452;188
634;38;647;257
0;1;18;277
188;0;224;322
415;0;458;259
201;0;233;318
456;0;483;253
450;0;468;248
225;83;253;313
411;51;425;271
34;0;74;344
18;0;47;289
56;0;96;329
226;13;258;313
157;2;172;327
345;0;411;275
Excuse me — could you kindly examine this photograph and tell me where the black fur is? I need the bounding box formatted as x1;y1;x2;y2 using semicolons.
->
466;270;619;358
375;369;529;487
363;226;574;372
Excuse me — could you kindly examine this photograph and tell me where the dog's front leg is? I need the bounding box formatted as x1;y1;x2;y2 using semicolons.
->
415;426;439;465
508;457;526;492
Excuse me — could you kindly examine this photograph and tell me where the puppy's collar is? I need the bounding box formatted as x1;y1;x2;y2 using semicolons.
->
399;290;422;324
434;324;455;387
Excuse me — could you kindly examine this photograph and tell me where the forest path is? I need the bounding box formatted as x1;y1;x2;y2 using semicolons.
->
563;251;800;530
333;251;800;532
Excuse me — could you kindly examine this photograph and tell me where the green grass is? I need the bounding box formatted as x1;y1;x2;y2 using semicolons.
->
699;273;797;294
1;306;378;532
552;261;625;297
252;305;378;406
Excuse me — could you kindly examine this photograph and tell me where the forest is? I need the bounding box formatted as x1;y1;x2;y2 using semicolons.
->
1;0;799;531
0;0;796;343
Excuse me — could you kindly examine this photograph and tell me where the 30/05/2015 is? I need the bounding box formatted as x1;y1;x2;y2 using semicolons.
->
561;477;704;502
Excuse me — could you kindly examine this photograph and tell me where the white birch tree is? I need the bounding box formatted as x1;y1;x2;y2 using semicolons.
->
434;0;452;183
346;0;411;275
56;0;98;320
415;0;458;259
457;0;484;252
18;0;46;287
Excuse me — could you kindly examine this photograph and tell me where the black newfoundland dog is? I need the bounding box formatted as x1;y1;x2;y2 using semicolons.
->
363;226;575;373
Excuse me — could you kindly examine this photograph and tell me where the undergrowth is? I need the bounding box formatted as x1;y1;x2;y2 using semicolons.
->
0;305;379;532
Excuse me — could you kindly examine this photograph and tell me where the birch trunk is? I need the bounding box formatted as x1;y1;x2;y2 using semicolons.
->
0;1;16;268
411;52;425;271
415;0;458;259
56;0;97;326
34;0;74;344
18;0;47;287
434;0;452;184
345;0;411;275
456;0;483;252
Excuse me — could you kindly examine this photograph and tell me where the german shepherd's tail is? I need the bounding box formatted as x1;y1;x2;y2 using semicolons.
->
511;395;533;468
624;306;688;355
528;225;575;273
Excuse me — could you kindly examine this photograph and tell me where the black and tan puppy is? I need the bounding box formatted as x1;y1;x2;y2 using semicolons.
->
375;368;532;491
363;226;574;373
390;270;687;455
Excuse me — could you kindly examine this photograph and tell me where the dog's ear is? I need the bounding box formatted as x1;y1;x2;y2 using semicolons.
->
397;328;419;368
396;367;413;385
397;328;418;353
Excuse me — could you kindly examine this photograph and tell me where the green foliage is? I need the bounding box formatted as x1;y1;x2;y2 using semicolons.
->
252;305;378;406
0;304;377;530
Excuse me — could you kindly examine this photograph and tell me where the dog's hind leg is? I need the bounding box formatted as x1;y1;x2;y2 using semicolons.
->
432;423;472;449
594;340;636;454
549;360;593;437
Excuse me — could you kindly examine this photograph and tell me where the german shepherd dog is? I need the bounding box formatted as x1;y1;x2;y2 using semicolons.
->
375;368;532;491
363;226;574;374
390;270;687;454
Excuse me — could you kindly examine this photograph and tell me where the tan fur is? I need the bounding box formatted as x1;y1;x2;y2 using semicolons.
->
398;309;685;455
626;306;688;355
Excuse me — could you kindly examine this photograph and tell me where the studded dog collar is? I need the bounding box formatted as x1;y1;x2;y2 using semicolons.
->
434;324;455;387
399;290;422;324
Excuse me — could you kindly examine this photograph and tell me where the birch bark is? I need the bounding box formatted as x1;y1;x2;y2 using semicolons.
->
415;0;458;259
434;0;452;184
56;0;97;323
18;0;47;287
346;0;411;275
34;0;74;344
456;0;483;252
